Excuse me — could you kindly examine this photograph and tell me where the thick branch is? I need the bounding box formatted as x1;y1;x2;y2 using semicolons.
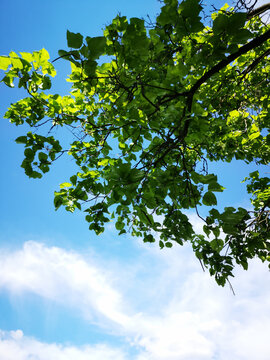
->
248;2;270;19
190;28;270;94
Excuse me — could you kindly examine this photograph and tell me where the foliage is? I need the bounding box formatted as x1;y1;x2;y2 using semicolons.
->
1;0;270;286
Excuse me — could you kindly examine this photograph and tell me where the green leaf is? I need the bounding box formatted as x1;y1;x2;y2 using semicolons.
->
24;148;35;160
38;152;48;162
232;29;252;43
212;227;220;238
213;14;228;34
54;196;63;210
202;192;217;206
41;76;52;90
58;49;71;59
210;239;224;252
70;175;77;186
227;12;246;33
115;220;125;231
83;60;97;76
144;234;155;243
2;75;14;87
15;136;28;144
67;30;83;49
85;36;106;59
203;225;211;237
31;171;42;179
208;181;225;192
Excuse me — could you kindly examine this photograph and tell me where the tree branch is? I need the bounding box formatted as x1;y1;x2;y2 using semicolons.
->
247;2;270;19
241;48;270;78
190;28;270;94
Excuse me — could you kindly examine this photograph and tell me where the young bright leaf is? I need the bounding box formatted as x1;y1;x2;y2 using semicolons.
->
0;56;11;70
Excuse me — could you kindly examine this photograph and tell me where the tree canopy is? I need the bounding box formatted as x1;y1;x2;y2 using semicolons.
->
0;0;270;287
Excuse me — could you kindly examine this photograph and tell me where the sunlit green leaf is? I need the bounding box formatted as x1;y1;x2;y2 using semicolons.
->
0;56;11;70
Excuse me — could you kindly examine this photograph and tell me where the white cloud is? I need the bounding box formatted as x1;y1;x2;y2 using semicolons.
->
0;240;270;359
0;241;130;328
0;330;127;360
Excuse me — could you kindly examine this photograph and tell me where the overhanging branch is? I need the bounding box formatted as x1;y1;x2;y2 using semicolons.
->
190;28;270;94
247;2;270;19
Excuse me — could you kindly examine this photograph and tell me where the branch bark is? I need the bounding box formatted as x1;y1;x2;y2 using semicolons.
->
190;28;270;94
247;2;270;19
241;48;270;78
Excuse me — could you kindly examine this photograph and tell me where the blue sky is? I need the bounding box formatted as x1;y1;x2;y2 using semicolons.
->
0;0;270;359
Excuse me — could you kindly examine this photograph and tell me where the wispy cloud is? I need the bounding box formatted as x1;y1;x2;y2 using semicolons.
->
0;240;270;359
0;241;130;327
